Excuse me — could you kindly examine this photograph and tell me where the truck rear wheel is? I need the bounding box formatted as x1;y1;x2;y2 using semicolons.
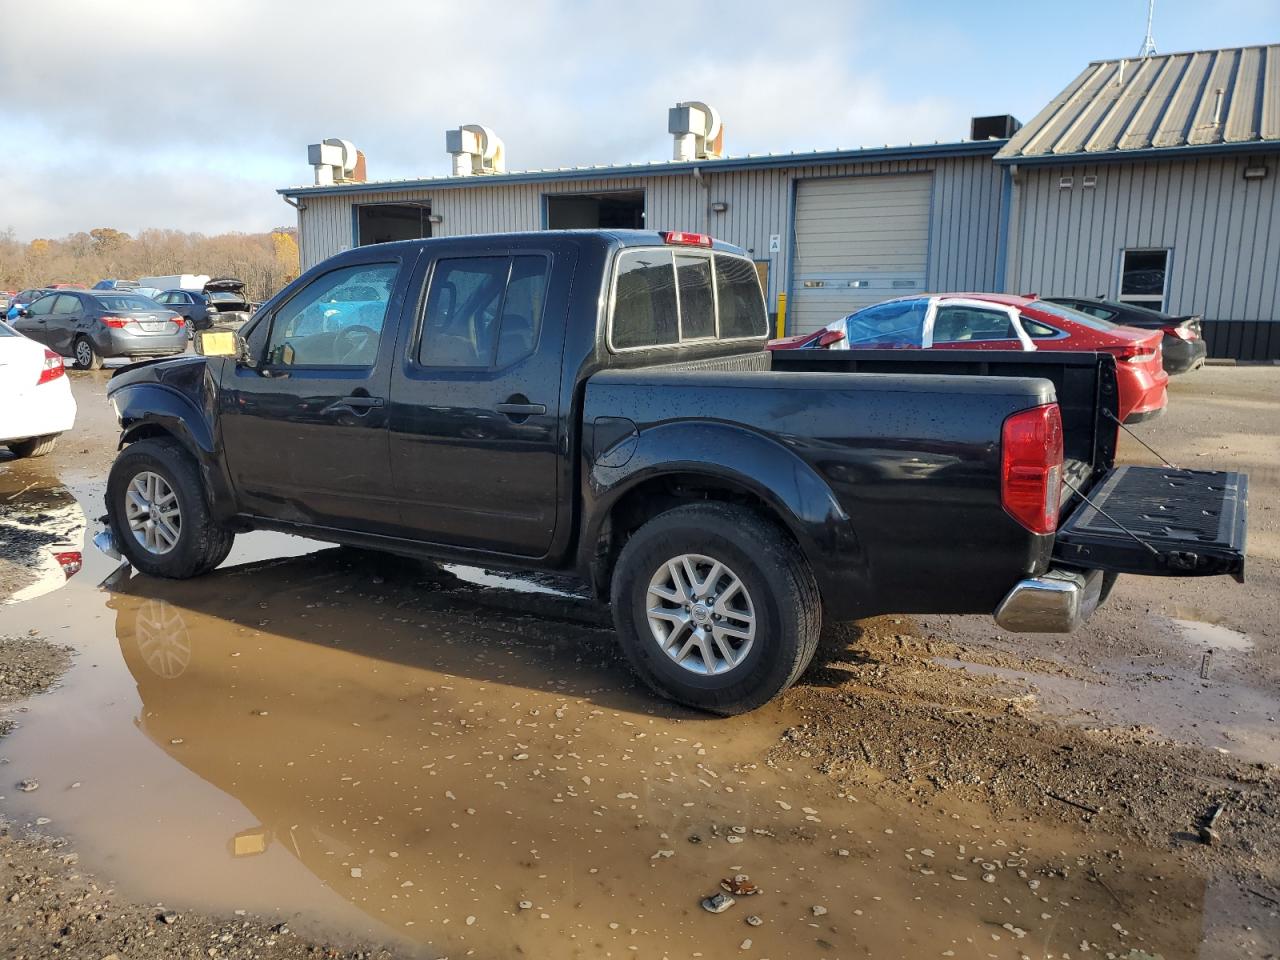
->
7;434;58;458
106;437;233;579
610;502;821;715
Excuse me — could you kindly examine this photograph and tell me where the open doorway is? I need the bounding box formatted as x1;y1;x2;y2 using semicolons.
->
356;203;432;246
545;191;644;230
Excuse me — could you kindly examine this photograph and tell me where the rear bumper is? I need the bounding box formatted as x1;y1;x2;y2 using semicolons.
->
103;330;189;357
0;379;77;443
994;567;1106;633
1162;337;1207;375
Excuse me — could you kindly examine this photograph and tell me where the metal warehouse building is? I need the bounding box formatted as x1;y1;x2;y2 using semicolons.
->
281;44;1279;359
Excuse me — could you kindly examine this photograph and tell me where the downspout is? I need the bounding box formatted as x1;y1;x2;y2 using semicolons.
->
281;195;306;212
692;165;709;234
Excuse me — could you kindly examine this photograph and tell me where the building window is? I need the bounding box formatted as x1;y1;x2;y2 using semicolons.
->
1118;249;1169;311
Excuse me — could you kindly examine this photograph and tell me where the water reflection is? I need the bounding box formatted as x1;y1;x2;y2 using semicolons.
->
44;551;1205;959
0;477;85;604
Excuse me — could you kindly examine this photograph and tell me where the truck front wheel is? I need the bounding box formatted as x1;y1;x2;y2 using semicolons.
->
610;502;821;715
106;437;234;579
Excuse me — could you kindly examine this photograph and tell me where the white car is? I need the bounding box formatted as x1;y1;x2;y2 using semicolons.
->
0;319;76;458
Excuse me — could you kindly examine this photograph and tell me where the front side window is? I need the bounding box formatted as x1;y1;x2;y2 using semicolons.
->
27;295;57;317
932;305;1017;343
1119;249;1169;311
419;255;549;368
265;262;397;368
843;298;928;348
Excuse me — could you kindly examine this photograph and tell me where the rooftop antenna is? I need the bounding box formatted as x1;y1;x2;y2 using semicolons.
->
1138;0;1157;57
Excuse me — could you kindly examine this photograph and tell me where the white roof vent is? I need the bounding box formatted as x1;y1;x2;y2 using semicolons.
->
446;124;506;176
307;138;365;186
669;101;724;161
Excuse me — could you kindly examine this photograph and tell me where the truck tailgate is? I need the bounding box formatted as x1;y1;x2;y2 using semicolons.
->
1054;465;1248;580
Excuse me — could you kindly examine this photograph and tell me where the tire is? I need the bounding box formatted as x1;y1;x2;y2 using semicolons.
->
7;434;58;458
106;437;234;578
610;502;822;715
72;336;103;370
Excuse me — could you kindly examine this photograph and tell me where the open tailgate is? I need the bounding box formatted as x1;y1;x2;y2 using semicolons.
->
1054;465;1248;580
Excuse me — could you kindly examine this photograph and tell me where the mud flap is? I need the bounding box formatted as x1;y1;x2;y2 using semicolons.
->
1053;465;1247;580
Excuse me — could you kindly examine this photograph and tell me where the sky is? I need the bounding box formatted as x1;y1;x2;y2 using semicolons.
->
1;0;1277;240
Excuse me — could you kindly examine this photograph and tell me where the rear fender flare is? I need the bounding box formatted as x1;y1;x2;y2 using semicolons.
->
585;421;869;618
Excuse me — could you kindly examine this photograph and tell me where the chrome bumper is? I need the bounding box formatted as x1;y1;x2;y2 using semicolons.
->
993;567;1104;633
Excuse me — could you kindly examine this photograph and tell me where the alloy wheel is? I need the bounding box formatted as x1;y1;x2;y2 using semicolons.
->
125;470;182;555
646;553;756;675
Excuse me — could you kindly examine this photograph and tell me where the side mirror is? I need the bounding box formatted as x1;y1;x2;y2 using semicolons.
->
16;307;29;317
194;328;248;362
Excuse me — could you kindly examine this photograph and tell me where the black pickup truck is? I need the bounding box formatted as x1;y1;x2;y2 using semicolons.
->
102;230;1248;713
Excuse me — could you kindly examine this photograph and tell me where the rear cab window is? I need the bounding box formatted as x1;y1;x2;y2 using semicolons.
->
608;246;767;351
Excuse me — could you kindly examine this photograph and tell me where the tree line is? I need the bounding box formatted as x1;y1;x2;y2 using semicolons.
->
0;227;300;301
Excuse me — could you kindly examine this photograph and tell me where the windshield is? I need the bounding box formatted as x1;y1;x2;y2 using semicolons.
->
0;320;18;337
96;295;164;312
1030;299;1120;333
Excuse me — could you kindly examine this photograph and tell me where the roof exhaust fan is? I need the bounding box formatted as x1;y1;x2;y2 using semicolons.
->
446;125;506;176
307;139;366;186
669;101;724;161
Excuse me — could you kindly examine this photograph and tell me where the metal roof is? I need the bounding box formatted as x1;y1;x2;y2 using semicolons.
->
996;44;1280;163
279;139;1003;198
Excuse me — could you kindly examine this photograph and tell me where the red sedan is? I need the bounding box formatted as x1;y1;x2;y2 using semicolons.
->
769;293;1169;423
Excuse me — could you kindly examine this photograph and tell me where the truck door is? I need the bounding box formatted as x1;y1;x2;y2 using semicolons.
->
216;250;417;535
387;242;573;556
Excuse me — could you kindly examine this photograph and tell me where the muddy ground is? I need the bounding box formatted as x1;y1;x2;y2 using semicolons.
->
0;365;1276;960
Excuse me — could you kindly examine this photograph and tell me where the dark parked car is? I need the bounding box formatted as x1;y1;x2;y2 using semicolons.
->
154;279;252;333
1044;297;1206;374
100;231;1248;714
6;288;53;321
11;290;187;369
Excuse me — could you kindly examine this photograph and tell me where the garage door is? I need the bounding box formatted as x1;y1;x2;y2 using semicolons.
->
790;173;932;334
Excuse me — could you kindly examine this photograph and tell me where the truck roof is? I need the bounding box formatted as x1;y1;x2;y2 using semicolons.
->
358;229;749;258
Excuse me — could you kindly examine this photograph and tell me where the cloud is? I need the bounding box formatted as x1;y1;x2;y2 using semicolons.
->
0;0;970;238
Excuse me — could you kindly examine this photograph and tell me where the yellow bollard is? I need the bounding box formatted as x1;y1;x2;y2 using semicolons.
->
775;293;787;339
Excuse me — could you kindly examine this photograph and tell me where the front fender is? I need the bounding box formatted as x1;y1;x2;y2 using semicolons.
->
584;421;869;619
112;383;236;519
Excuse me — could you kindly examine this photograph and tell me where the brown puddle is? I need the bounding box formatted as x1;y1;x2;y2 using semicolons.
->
0;515;1226;959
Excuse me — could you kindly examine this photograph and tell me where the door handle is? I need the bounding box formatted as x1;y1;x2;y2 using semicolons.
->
495;401;546;417
323;395;385;415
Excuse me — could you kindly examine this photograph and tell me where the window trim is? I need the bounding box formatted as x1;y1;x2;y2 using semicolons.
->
605;247;768;354
410;251;552;372
1116;247;1171;310
258;259;399;372
922;297;1034;350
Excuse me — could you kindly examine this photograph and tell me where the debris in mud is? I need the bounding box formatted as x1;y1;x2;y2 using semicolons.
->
16;778;38;792
701;892;735;914
810;904;828;917
745;915;762;926
720;875;760;896
160;910;179;924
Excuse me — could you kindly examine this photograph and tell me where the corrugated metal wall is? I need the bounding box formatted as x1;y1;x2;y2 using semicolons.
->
1008;155;1280;358
294;153;1006;314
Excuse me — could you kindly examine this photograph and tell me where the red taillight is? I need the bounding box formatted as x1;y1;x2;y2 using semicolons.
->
102;316;130;328
1163;324;1196;341
660;231;713;247
1108;342;1160;364
1001;404;1064;535
37;348;65;385
53;551;82;579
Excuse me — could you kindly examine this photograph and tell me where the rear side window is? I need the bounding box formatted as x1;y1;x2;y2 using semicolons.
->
419;255;549;368
610;248;766;350
1030;299;1119;333
932;305;1016;343
714;254;767;340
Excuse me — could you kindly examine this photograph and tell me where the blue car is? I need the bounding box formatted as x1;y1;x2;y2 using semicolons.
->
6;288;53;322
